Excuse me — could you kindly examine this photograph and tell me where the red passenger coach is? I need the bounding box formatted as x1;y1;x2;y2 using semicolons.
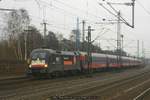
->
90;53;107;69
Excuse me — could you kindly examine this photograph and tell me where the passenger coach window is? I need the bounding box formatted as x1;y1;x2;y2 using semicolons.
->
64;56;71;60
63;56;74;65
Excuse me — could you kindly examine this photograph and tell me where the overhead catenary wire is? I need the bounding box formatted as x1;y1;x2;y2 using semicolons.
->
98;3;117;19
91;28;107;43
37;0;82;18
29;15;87;35
94;27;138;51
31;1;83;32
37;0;102;24
32;0;119;38
12;0;142;57
98;3;132;27
34;0;41;9
106;39;117;49
124;40;137;48
91;27;119;45
107;2;131;26
28;15;75;33
136;0;150;16
54;0;104;20
31;19;74;31
33;0;120;34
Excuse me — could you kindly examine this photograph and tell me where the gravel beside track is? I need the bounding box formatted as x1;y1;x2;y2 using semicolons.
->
65;70;150;100
64;66;150;100
0;66;149;100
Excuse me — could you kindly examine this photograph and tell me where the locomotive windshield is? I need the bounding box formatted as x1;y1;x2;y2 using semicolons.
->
31;52;46;60
29;52;48;68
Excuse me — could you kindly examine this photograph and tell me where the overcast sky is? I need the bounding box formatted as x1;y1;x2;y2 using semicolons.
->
0;0;150;57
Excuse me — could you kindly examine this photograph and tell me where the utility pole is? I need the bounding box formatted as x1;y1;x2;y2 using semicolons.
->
24;29;32;61
82;20;85;51
117;11;122;68
142;41;145;58
42;21;48;47
137;40;139;58
87;26;94;75
87;26;91;75
132;0;135;28
142;41;145;65
24;32;27;61
98;0;136;67
76;18;80;51
121;34;124;56
42;21;48;39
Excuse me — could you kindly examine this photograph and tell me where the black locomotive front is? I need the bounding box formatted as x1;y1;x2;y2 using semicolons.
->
26;49;64;77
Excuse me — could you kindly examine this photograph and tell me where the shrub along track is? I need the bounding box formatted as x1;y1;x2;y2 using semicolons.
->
0;67;149;100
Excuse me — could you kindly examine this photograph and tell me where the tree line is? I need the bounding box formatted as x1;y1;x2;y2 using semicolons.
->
0;9;127;62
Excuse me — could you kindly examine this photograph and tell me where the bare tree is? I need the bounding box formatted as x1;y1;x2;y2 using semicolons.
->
19;26;43;59
4;8;30;60
45;31;59;50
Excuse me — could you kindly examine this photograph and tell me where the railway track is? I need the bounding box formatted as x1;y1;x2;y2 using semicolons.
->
0;76;28;86
63;67;150;100
0;71;115;99
0;66;149;100
133;88;150;100
64;69;150;96
0;71;111;90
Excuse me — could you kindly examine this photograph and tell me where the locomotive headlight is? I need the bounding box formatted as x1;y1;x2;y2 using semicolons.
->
44;64;48;68
29;64;32;68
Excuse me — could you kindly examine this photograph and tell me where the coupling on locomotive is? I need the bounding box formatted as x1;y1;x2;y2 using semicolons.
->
27;48;143;77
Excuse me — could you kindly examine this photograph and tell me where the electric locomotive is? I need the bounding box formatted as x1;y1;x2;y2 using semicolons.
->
27;49;81;77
